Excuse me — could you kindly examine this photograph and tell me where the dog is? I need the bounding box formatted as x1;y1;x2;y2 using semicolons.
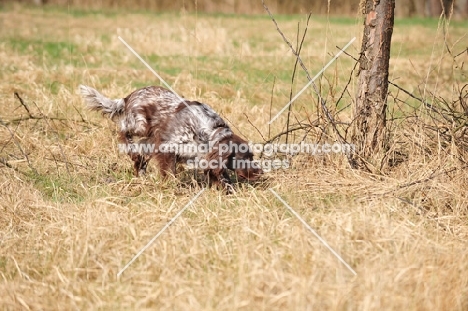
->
79;85;263;191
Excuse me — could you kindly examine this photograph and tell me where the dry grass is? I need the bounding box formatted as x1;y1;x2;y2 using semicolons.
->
1;5;468;310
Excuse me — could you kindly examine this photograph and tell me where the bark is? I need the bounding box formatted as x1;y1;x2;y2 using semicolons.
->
441;0;454;18
352;0;395;167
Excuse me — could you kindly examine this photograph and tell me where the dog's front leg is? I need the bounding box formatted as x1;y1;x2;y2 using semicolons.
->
205;169;234;194
221;170;234;194
131;154;150;177
156;153;177;179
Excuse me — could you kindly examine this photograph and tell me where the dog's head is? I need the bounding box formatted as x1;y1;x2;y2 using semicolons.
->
220;134;263;180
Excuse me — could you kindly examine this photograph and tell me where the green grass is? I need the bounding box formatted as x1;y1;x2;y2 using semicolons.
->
8;38;76;58
395;16;468;28
8;37;79;65
27;172;84;203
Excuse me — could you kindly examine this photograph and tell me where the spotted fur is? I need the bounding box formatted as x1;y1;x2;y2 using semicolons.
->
79;85;262;191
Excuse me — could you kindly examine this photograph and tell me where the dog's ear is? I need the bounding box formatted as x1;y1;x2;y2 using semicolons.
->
209;128;232;147
206;139;233;173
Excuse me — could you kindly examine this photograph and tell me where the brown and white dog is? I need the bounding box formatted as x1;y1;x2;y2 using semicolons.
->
79;85;262;191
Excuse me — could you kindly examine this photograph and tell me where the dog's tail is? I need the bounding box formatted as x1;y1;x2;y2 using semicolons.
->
79;85;125;121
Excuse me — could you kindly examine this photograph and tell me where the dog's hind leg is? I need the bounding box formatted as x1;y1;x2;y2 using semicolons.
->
119;131;151;177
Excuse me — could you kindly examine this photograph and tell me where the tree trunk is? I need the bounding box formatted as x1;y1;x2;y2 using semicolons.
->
352;0;395;169
441;0;454;18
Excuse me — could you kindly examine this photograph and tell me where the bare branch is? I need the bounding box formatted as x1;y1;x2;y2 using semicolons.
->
243;113;266;142
265;124;315;145
0;118;36;173
14;92;33;118
262;1;312;80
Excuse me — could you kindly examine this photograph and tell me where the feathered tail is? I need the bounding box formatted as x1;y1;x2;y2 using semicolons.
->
79;85;125;121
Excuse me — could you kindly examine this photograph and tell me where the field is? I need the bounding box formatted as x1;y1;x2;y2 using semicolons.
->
1;3;468;310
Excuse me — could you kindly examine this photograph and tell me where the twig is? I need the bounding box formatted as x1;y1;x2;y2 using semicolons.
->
340;48;360;62
0;158;28;176
0;119;36;174
6;93;101;128
268;77;275;141
221;114;247;140
11;91;100;127
0;158;14;169
263;1;364;169
263;3;353;145
14;92;33;117
383;165;466;196
286;21;306;144
44;157;87;169
71;103;88;124
454;47;467;58
263;3;328;134
47;152;61;175
262;1;312;81
335;59;359;109
0;119;20;155
265;124;315;144
3;116;100;127
319;95;348;145
388;81;429;107
263;3;325;113
30;100;72;176
243;113;266;142
318;44;358;145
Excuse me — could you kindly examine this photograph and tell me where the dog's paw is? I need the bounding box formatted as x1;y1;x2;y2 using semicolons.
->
225;183;236;195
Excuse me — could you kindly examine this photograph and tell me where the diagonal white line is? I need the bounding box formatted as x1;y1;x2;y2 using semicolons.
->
268;37;356;125
117;188;205;278
269;188;357;276
118;36;186;103
118;36;240;134
118;36;204;119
